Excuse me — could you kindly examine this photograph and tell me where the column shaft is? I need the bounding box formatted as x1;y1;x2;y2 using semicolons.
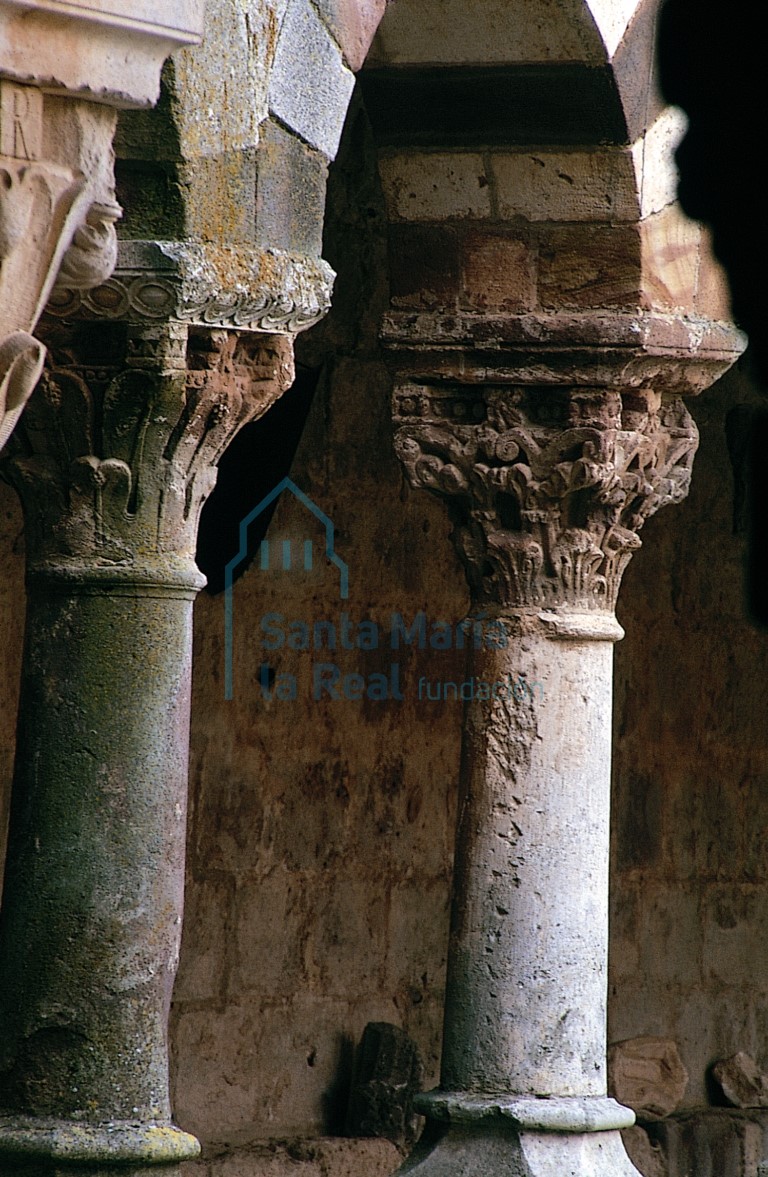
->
0;583;194;1124
443;630;613;1098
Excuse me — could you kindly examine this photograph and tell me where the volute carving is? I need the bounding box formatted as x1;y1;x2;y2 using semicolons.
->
394;384;698;611
1;323;295;585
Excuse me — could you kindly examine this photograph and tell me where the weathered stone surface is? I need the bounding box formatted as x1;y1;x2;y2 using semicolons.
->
378;153;492;221
713;1053;768;1109
47;239;335;336
394;385;698;612
256;119;329;256
0;0;203;106
0;90;119;450
646;1109;768;1177
458;230;536;314
621;1125;667;1177
268;0;355;159
538;224;642;311
0;322;296;1169
609;361;768;1108
491;149;638;223
179;1137;400;1177
345;1022;423;1148
367;0;607;66
313;0;388;71
608;1037;688;1119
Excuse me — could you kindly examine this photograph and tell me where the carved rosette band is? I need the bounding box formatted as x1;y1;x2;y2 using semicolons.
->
394;383;698;614
0;322;295;589
45;240;336;335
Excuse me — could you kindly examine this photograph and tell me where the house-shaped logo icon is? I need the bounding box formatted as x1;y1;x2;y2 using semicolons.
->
224;477;349;700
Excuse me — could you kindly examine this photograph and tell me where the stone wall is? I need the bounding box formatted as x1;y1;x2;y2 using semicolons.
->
611;355;768;1109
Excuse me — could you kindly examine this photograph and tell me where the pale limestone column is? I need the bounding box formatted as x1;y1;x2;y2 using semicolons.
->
0;0;204;449
0;318;293;1175
388;328;741;1177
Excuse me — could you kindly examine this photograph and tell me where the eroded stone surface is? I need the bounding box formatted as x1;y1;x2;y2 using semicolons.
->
608;1038;688;1119
714;1053;768;1109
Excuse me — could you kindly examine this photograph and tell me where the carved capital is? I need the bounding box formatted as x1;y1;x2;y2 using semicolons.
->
394;383;697;613
0;82;122;451
1;322;294;588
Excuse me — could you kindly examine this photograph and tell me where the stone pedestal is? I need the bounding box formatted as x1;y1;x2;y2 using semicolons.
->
389;321;742;1176
0;321;294;1173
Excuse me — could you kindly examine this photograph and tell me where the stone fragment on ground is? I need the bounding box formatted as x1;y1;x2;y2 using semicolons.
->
608;1036;689;1119
712;1051;768;1108
345;1022;423;1148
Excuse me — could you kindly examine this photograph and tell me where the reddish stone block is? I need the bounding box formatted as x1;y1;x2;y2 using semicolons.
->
459;229;536;312
388;224;460;310
538;224;642;311
314;0;389;70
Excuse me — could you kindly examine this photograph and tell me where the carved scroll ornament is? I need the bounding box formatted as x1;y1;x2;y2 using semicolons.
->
394;385;698;612
1;324;295;586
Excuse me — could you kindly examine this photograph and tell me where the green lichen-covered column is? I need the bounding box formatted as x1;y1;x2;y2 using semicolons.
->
0;320;293;1175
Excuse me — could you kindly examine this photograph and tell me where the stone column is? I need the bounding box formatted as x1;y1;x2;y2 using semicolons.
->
387;323;741;1176
0;317;293;1175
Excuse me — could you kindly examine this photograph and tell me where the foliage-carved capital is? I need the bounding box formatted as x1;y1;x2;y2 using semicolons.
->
1;323;295;588
394;383;698;612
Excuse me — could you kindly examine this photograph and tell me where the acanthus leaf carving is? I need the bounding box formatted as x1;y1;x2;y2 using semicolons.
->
394;385;697;612
1;323;295;585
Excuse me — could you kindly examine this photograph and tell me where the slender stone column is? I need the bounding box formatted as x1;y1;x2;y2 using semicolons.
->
0;320;293;1175
388;335;739;1175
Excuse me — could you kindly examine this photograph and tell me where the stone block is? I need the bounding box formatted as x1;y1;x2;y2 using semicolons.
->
388;224;460;310
378;153;492;221
608;1037;688;1119
201;1138;399;1177
0;0;203;106
640;204;701;312
268;0;355;159
367;0;602;66
491;149;638;223
385;879;450;998
695;225;734;321
171;997;357;1141
256;119;328;256
647;1110;766;1177
345;1022;423;1148
713;1053;768;1108
304;873;389;997
232;870;308;996
175;875;235;1002
312;0;388;71
459;230;536;313
701;886;768;988
621;1125;667;1177
631;108;687;218
181;149;258;245
538;224;641;310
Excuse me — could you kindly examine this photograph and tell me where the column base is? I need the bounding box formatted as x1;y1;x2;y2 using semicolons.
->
395;1095;642;1177
0;1117;199;1175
